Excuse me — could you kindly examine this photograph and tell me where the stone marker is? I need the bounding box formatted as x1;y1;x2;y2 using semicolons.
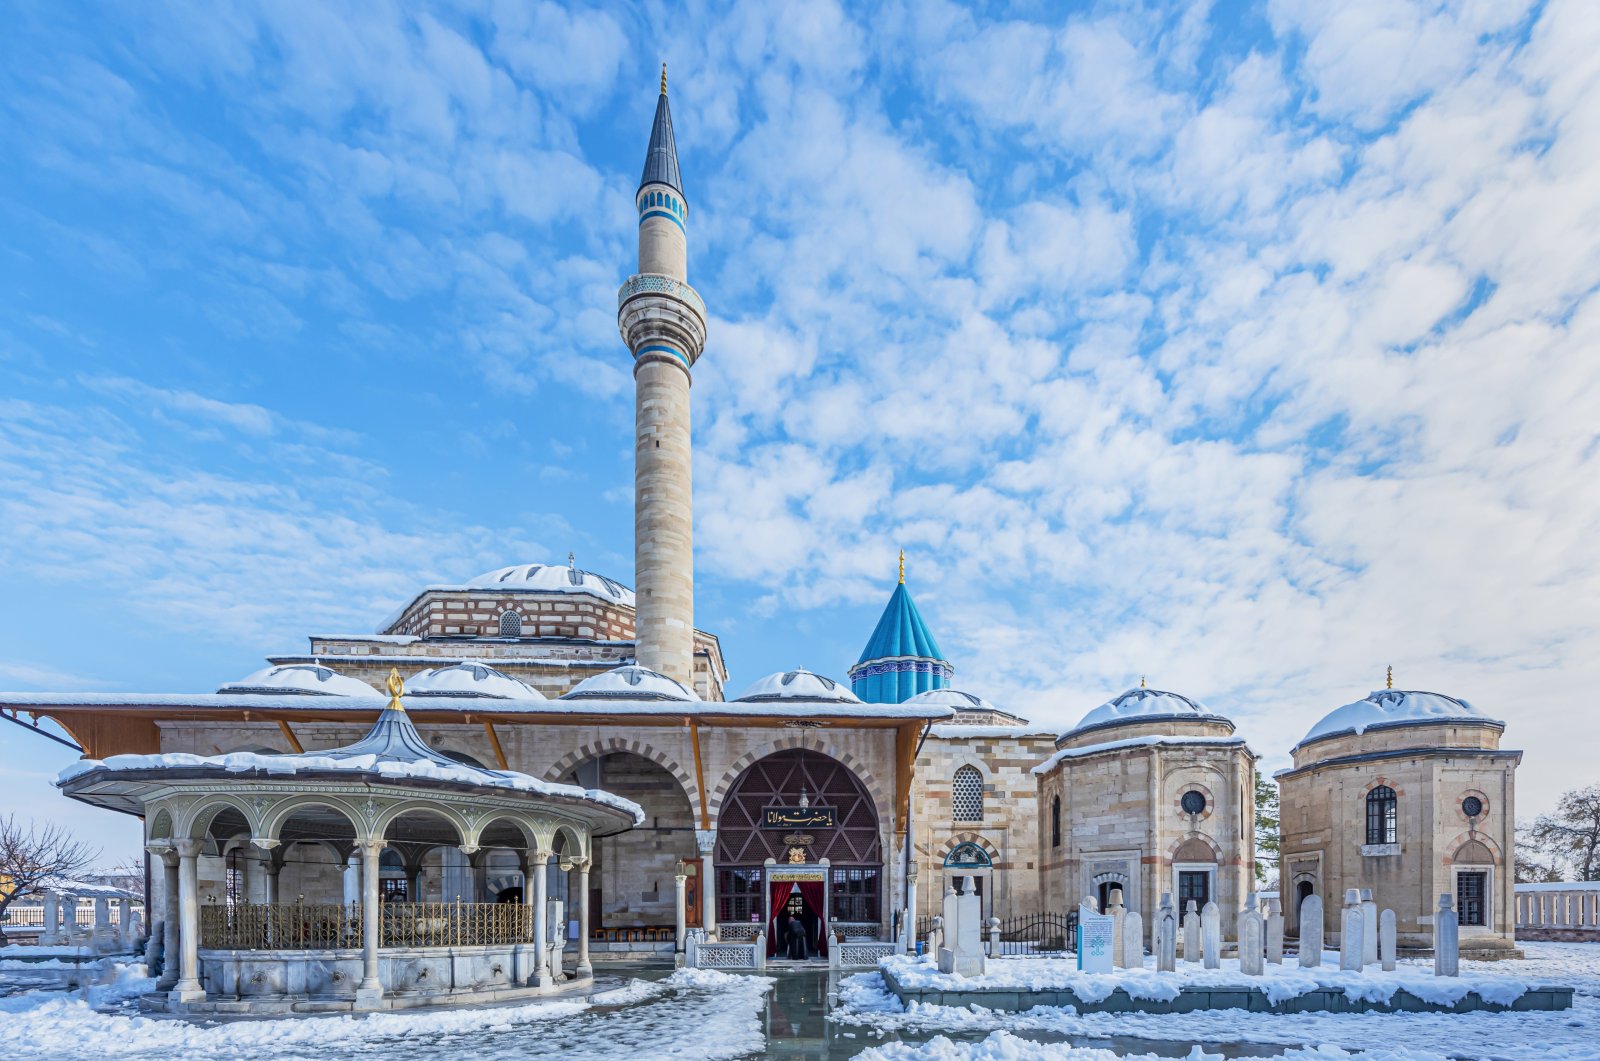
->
1156;892;1177;973
939;878;986;977
1265;897;1284;965
1182;899;1200;962
987;917;1001;959
1238;896;1264;976
1123;909;1144;969
1434;894;1459;977
1201;901;1221;969
1340;889;1365;972
1108;888;1128;968
928;914;943;959
1298;893;1323;969
1380;909;1397;971
1078;899;1114;973
1360;889;1378;967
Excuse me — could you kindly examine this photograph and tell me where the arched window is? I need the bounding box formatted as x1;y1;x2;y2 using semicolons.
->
951;766;984;822
1366;785;1398;845
1050;795;1061;849
499;610;522;637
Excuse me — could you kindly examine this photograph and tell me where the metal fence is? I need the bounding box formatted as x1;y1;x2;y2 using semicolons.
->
3;905;143;928
916;912;1078;957
199;901;543;950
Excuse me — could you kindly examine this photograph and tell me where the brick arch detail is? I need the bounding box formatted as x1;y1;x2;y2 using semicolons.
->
1443;830;1504;866
542;738;701;821
1361;775;1406;798
1167;831;1223;862
710;735;891;823
938;831;1002;864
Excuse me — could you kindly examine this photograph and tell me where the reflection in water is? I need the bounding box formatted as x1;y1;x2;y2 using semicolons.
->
761;967;1293;1060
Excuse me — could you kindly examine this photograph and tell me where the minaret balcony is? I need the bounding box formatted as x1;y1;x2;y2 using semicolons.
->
618;273;706;322
618;273;708;369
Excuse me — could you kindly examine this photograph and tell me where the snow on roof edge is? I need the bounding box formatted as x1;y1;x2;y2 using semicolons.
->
1033;735;1249;775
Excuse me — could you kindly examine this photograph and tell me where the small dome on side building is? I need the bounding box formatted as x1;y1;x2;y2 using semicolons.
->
217;664;378;698
735;668;862;703
562;665;699;702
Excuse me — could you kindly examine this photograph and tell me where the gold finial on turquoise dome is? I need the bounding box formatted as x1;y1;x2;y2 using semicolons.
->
1140;676;1146;689
661;62;667;95
898;549;905;585
1386;664;1393;690
385;667;406;712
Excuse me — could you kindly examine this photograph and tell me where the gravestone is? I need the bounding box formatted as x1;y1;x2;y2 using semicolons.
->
927;915;943;959
1298;893;1323;968
1340;889;1365;972
938;878;986;977
1078;900;1114;973
1360;889;1378;967
1265;897;1284;965
1434;894;1459;977
1123;909;1144;969
1155;893;1177;973
1380;909;1397;971
1108;888;1128;968
1238;897;1264;976
1182;900;1200;962
1201;901;1221;969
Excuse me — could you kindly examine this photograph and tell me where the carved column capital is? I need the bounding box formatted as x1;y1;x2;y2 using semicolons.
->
171;838;205;859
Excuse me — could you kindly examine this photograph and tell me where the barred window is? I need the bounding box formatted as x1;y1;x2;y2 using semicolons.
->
499;610;522;637
830;867;880;924
1050;795;1061;849
1366;785;1398;845
717;867;764;924
952;766;984;822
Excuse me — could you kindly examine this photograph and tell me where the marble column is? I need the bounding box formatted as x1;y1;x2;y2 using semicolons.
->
696;829;717;941
674;866;688;968
169;839;206;1004
148;846;180;989
343;854;360;907
39;891;61;946
531;851;551;989
354;840;384;1010
573;856;592;979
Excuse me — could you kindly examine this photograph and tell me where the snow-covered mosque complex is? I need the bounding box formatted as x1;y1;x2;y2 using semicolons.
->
0;74;1525;1012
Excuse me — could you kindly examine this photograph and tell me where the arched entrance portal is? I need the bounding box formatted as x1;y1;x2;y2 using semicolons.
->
562;751;697;932
715;748;883;958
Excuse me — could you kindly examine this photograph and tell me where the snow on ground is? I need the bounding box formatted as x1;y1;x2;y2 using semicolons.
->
0;966;771;1060
881;951;1540;1007
855;1031;1457;1061
836;943;1600;1061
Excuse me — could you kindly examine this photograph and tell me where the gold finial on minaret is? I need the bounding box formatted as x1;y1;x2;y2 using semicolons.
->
385;667;406;712
1386;664;1393;690
898;549;905;585
660;62;667;95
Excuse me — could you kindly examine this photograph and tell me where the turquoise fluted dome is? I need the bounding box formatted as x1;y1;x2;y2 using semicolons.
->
849;579;952;703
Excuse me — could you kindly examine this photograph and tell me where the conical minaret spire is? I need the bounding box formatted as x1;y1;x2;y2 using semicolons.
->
618;69;707;688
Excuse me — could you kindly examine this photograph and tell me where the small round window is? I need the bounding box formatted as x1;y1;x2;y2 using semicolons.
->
1180;791;1207;815
1462;796;1484;818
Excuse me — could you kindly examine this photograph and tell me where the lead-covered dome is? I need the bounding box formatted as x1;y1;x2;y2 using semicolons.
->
1301;689;1499;745
465;563;635;606
1074;688;1218;730
217;664;379;698
405;663;545;701
561;665;698;702
907;688;1029;726
735;668;863;704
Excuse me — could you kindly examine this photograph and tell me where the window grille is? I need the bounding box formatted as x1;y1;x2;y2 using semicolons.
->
830;867;880;923
716;867;763;924
1457;871;1487;927
952;766;984;822
1366;785;1398;845
499;611;522;637
1050;795;1061;849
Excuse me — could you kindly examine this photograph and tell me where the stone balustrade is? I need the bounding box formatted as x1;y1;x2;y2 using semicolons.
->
1515;882;1600;939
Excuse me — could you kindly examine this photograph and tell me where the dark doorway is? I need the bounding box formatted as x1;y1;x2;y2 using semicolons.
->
1096;881;1124;913
1178;871;1210;911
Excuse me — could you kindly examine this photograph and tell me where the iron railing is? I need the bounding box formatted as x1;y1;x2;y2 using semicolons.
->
916;912;1079;957
199;901;547;950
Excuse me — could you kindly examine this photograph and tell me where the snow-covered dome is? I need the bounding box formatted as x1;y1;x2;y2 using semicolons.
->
562;665;699;702
404;663;545;701
465;562;634;606
1301;689;1498;745
217;664;378;698
735;669;863;704
1072;687;1222;733
905;689;995;712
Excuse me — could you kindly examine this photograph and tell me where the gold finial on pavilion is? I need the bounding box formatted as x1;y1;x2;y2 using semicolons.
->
660;62;667;95
385;667;406;712
1386;664;1393;690
898;549;905;585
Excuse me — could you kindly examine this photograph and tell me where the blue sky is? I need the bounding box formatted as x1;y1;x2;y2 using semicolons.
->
2;0;1598;862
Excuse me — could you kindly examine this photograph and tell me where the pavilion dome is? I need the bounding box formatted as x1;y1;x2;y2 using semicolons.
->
464;562;635;606
217;664;378;698
1070;687;1224;734
907;688;1030;727
1301;689;1498;745
404;663;545;701
561;665;698;702
735;668;863;704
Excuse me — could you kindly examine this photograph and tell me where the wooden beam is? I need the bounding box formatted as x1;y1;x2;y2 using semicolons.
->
688;718;711;830
894;719;920;837
276;719;304;753
482;720;509;770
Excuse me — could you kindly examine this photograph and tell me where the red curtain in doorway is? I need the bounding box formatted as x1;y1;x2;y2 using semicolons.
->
797;879;827;957
767;880;794;956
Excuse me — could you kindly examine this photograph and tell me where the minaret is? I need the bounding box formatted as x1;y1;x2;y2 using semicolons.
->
618;66;707;687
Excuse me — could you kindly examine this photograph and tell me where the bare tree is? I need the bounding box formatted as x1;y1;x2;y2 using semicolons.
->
1529;785;1600;881
0;815;99;920
1514;828;1563;883
104;855;147;903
